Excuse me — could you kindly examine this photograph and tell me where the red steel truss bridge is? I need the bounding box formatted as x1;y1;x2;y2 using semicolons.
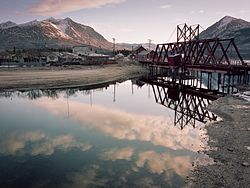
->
150;24;250;80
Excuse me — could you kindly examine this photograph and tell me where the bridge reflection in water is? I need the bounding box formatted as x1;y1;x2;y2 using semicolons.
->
140;66;244;129
144;80;217;129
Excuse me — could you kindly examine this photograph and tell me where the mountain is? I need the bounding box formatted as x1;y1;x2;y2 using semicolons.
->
0;17;113;50
117;43;157;51
0;21;17;29
200;16;250;39
200;16;250;58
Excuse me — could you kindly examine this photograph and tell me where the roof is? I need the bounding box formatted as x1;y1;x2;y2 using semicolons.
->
86;52;109;57
168;54;182;57
47;52;60;57
133;45;146;52
138;50;155;56
73;45;89;48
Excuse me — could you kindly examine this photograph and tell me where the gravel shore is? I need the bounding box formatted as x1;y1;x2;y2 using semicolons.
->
186;93;250;188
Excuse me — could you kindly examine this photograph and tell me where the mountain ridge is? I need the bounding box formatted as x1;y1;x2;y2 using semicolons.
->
0;17;113;50
200;16;250;58
200;16;250;39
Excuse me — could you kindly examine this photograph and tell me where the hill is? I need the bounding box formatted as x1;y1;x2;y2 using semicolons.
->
0;17;113;50
200;16;250;58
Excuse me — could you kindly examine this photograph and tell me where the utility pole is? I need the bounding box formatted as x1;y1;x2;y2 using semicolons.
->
90;90;93;106
148;39;152;51
113;84;116;103
113;38;116;55
88;35;91;46
67;91;70;118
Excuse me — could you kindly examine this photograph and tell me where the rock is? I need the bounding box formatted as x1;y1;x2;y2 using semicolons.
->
240;128;250;131
227;148;234;152
242;162;250;167
245;146;250;151
243;91;250;96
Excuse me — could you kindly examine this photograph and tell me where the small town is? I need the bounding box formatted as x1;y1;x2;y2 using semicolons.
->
0;45;156;67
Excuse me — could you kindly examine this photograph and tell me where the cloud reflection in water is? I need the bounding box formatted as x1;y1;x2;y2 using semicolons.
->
136;150;191;176
0;131;92;156
100;147;135;161
34;98;207;152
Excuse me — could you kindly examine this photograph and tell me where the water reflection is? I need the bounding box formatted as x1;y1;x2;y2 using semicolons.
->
0;87;105;100
33;98;206;152
136;151;191;176
141;78;218;129
0;131;92;156
100;147;135;161
0;80;212;188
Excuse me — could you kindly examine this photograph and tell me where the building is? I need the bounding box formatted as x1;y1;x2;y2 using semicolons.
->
133;45;146;55
0;51;12;65
73;45;91;56
59;52;84;65
137;50;157;62
85;53;110;65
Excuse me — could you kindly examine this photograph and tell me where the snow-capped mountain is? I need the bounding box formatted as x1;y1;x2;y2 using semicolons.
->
200;16;250;58
0;18;113;49
117;43;157;51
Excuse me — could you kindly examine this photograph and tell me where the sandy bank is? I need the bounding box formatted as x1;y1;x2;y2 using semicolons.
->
0;64;148;91
186;94;250;188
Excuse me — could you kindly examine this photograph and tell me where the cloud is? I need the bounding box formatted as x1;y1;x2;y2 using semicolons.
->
34;98;208;152
0;131;45;155
28;0;126;15
63;165;108;188
61;148;192;187
215;11;231;16
100;147;134;161
85;21;134;41
0;131;92;156
190;10;205;14
136;151;192;177
239;10;250;15
160;4;172;9
63;149;193;187
199;10;205;14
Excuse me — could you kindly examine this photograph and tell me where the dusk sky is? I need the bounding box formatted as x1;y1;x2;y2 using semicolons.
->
1;0;250;44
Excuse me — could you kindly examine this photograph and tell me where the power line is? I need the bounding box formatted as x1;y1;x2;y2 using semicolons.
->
167;27;177;43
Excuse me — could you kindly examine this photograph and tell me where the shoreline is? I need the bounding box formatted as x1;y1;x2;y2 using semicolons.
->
0;64;148;92
186;93;250;187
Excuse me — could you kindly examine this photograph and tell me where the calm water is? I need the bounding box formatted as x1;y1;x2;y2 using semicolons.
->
0;80;211;188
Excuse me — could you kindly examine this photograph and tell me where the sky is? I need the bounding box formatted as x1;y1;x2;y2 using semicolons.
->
1;0;250;44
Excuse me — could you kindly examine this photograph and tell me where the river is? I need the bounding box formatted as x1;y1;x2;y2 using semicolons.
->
0;80;213;188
